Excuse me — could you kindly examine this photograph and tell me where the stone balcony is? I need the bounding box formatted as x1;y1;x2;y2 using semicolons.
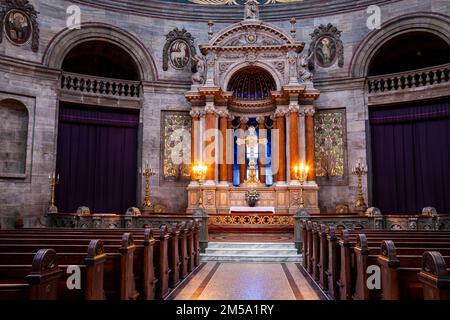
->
59;72;142;108
366;63;450;105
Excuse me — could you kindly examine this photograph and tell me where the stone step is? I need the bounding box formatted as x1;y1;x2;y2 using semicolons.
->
207;242;296;249
201;241;301;262
205;248;298;255
200;253;302;263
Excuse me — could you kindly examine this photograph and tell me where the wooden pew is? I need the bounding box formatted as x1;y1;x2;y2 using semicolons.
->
353;236;450;300
339;232;450;300
418;251;450;300
0;239;106;300
302;225;450;300
0;249;63;300
0;232;138;300
377;240;450;300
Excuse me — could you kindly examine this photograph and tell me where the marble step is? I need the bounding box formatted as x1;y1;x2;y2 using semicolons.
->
200;253;302;262
205;248;298;255
201;242;301;262
207;242;296;249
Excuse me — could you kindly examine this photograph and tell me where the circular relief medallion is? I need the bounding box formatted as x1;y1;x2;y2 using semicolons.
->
4;9;33;46
315;36;338;68
169;40;190;69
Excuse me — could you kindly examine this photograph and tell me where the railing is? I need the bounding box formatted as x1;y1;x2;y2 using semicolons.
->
61;72;141;98
367;63;450;94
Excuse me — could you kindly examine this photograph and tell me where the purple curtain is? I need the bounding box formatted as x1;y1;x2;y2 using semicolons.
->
370;99;450;214
56;105;139;213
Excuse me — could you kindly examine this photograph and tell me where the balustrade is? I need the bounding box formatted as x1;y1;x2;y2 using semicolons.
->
367;63;450;94
61;72;141;98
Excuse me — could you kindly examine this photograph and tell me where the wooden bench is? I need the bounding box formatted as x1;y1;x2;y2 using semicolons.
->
0;239;106;300
418;251;450;300
0;232;139;300
0;249;63;300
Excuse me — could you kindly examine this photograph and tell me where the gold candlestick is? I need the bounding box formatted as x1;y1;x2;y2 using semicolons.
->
352;159;368;209
141;161;156;212
293;162;309;208
192;164;207;209
48;172;59;213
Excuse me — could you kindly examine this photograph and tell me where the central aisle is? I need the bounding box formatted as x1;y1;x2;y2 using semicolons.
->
170;262;324;300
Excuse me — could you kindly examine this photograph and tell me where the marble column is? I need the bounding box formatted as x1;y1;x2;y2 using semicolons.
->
288;101;300;182
274;109;286;183
227;117;234;184
190;110;200;181
205;102;217;182
219;111;228;184
257;116;267;185
239;117;248;185
305;106;316;181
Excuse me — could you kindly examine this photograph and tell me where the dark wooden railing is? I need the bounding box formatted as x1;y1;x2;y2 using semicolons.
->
61;72;141;98
367;63;450;94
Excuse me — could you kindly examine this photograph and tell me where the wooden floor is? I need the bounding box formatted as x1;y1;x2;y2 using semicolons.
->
209;232;294;242
170;262;325;300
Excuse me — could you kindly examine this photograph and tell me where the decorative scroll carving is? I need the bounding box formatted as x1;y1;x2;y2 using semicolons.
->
163;28;196;71
0;0;39;52
308;23;344;71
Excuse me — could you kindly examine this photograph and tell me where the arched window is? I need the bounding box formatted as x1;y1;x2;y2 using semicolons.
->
0;99;28;175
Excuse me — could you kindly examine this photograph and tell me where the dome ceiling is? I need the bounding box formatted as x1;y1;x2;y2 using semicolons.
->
228;67;277;100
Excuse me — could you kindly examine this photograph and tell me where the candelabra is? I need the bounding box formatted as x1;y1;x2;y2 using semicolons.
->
140;161;156;212
352;159;368;209
192;164;207;209
293;162;309;208
48;172;59;213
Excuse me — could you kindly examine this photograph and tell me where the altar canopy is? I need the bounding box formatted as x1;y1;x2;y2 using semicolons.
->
186;1;320;214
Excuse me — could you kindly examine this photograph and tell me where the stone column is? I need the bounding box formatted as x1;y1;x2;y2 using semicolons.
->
288;99;300;183
305;106;316;181
227;117;234;184
218;111;229;184
204;101;217;182
190;110;200;181
274;109;286;183
239;117;248;185
257;116;267;185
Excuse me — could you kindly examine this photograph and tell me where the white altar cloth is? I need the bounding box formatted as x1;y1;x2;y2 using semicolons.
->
229;206;275;214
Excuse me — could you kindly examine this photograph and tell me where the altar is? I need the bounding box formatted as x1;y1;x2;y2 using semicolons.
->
185;1;321;218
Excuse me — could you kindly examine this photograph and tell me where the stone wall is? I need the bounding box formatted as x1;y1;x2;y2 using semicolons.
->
0;0;449;227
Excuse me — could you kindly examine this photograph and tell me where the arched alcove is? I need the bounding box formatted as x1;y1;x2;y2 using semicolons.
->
44;23;157;81
0;99;28;175
350;13;450;78
62;40;140;81
368;32;450;76
227;67;277;100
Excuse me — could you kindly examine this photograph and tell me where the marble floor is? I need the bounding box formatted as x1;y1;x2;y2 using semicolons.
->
171;262;325;300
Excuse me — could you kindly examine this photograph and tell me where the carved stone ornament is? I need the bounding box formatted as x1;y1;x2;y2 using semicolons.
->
307;23;344;71
0;0;39;52
163;28;196;71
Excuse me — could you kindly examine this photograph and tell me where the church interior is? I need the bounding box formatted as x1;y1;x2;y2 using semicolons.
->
0;0;450;302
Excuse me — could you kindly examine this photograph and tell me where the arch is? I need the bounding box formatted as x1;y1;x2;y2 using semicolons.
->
43;23;157;81
222;61;283;93
0;99;29;175
350;13;450;78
